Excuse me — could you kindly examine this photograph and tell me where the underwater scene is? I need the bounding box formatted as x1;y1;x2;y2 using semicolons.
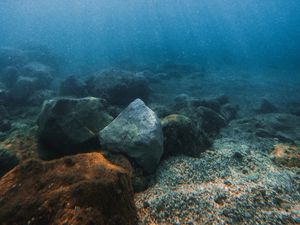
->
0;0;300;224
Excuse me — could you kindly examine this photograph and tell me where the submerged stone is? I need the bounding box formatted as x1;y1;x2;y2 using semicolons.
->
0;153;137;225
255;99;278;114
161;114;210;157
38;97;113;158
99;98;163;174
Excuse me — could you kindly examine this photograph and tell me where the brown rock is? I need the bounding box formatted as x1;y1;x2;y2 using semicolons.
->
270;144;300;168
0;152;137;225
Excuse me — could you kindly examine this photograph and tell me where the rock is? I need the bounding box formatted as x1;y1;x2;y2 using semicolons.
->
10;76;39;101
85;69;150;106
59;75;87;97
255;99;278;114
99;99;163;174
0;153;137;225
195;106;227;135
190;95;229;112
21;44;62;71
0;66;20;88
174;93;191;108
22;61;54;89
38;97;113;159
161;114;210;157
270;144;300;168
149;103;172;119
28;89;56;106
0;148;19;177
220;103;239;122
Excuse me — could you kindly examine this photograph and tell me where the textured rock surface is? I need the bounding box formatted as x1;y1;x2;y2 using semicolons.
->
270;144;300;168
99;99;163;174
38;97;113;158
0;153;137;225
161;114;210;157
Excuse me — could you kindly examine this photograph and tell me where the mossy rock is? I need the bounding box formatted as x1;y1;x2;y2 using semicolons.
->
161;114;210;157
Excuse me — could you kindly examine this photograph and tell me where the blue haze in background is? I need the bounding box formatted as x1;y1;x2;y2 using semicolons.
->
0;0;299;73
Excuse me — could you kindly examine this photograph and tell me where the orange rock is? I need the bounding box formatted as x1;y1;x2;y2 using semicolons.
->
0;152;137;225
271;144;300;168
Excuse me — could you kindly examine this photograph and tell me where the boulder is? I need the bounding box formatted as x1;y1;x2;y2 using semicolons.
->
10;76;39;101
190;95;229;112
28;89;56;106
85;69;150;106
59;75;87;97
255;99;278;114
38;97;113;158
194;106;227;135
220;103;239;122
0;153;137;225
22;61;54;89
161;114;210;157
99;99;163;174
0;148;19;177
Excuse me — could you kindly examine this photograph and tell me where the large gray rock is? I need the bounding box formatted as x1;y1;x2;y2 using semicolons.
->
99;99;163;174
38;97;113;158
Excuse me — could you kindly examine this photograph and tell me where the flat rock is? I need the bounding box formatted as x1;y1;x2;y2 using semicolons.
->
0;152;137;225
99;99;163;174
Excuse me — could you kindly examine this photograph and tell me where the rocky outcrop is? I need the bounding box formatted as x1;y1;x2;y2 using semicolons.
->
99;99;163;174
0;152;137;225
59;75;87;97
38;97;113;159
161;114;210;157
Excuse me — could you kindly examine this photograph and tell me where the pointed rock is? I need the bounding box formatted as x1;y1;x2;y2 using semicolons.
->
99;99;163;174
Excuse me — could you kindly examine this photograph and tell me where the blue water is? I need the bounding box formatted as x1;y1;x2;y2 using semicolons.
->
0;0;299;73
